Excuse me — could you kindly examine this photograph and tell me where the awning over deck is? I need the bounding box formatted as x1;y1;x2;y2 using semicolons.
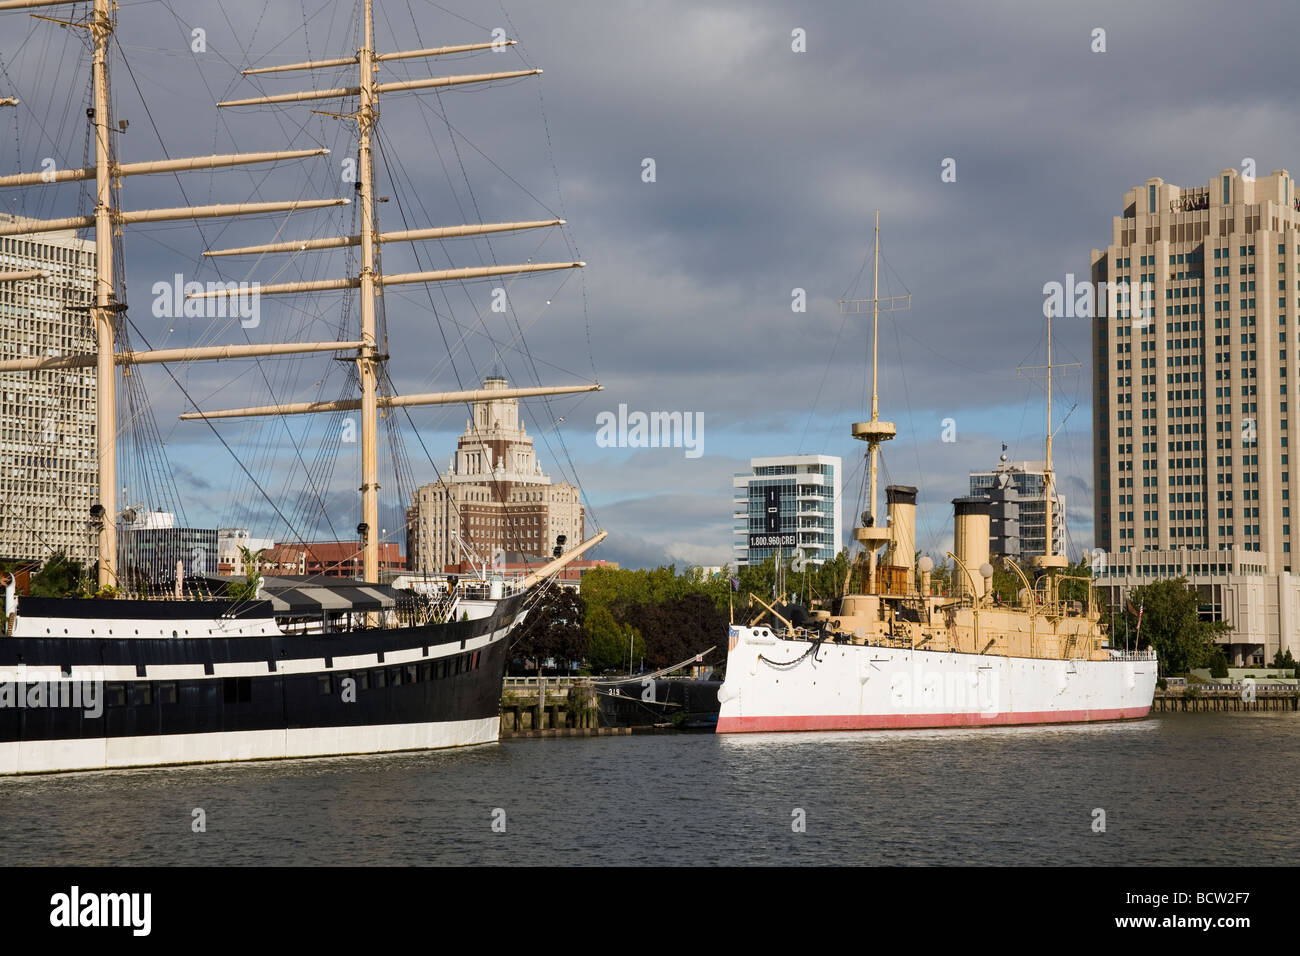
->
254;576;399;615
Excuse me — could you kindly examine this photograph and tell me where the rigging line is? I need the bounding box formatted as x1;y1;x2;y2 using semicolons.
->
894;322;1009;380
889;309;941;553
382;288;592;381
124;321;317;563
362;168;493;556
495;0;597;383
372;128;508;382
110;46;338;541
377;16;596;542
409;94;561;220
0;20;81;187
122;314;340;552
839;245;870;300
797;306;852;455
412;0;493;32
0;500;88;577
373;133;573;543
405;108;594;517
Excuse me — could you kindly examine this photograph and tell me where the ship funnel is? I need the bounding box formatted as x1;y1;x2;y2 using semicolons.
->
952;497;992;600
884;485;917;593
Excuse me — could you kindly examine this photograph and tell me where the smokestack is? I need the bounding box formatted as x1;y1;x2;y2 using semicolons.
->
885;485;917;592
952;497;991;600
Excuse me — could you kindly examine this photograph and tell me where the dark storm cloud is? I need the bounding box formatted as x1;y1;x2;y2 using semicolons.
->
3;0;1291;566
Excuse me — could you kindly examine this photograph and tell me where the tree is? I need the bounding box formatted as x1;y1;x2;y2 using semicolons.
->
513;588;586;673
29;551;84;598
1209;646;1229;679
1114;577;1231;676
1271;649;1298;678
225;545;266;602
626;592;727;670
585;604;642;673
1057;557;1096;605
928;556;953;596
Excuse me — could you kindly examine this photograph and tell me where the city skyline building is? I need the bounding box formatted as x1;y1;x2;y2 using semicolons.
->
0;215;97;567
969;453;1065;559
217;528;276;576
732;454;842;567
1091;170;1300;664
117;510;217;587
406;376;585;575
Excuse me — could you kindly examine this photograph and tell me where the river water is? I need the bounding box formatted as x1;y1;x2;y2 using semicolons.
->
1;712;1295;865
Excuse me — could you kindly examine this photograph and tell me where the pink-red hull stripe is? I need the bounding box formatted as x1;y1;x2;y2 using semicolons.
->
716;706;1152;733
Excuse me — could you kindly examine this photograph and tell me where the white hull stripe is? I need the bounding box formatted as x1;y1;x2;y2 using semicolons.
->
3;619;516;683
0;716;501;775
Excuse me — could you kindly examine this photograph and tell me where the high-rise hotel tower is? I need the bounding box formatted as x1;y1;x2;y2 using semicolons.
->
1091;170;1300;665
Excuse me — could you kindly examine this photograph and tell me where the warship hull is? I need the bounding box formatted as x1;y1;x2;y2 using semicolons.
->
716;626;1157;733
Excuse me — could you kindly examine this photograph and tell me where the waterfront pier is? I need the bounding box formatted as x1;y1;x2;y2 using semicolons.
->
1152;686;1298;712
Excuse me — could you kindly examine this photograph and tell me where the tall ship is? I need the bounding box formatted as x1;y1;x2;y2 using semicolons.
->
0;0;603;773
717;215;1156;733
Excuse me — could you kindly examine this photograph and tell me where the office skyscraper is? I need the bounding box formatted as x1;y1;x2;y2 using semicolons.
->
0;215;97;566
1091;170;1300;665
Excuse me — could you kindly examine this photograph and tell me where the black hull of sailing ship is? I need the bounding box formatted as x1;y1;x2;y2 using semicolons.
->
0;593;526;774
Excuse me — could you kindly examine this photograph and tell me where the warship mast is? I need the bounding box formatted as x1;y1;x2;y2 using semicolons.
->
840;210;910;591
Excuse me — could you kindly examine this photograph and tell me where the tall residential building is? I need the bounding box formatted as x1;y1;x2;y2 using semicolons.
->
1091;170;1300;665
406;376;584;575
0;216;97;566
969;455;1065;559
733;454;842;567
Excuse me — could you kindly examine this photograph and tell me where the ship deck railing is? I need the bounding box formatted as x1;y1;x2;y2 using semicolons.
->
1106;650;1159;661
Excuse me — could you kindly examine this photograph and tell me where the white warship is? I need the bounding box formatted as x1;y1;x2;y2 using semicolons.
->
717;215;1156;733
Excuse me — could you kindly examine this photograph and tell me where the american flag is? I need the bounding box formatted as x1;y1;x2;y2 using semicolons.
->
1126;600;1144;630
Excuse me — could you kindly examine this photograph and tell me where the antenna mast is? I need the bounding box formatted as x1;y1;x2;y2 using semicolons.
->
840;210;910;590
1019;312;1076;573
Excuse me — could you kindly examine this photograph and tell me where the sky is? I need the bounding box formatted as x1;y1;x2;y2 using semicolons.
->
4;0;1299;570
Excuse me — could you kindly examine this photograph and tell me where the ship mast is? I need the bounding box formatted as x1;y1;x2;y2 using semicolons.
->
840;211;909;590
0;0;358;589
182;0;600;582
1020;311;1076;575
356;0;381;587
90;0;116;593
1044;311;1056;563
